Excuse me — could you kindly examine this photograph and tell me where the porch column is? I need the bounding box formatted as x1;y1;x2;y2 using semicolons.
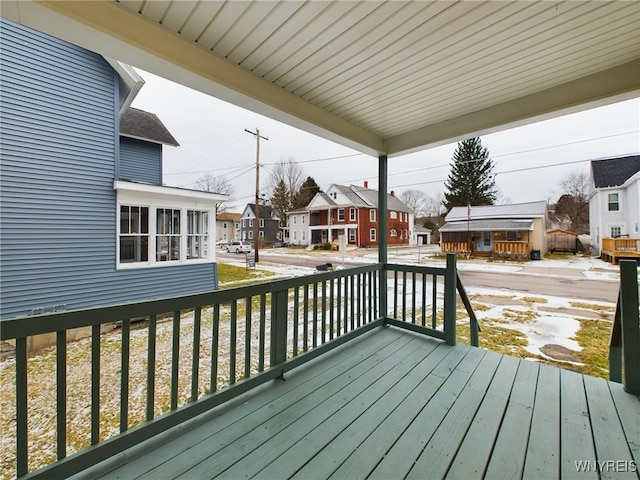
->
378;155;388;319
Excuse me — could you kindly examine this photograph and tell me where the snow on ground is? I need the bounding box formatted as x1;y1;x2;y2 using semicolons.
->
240;246;620;365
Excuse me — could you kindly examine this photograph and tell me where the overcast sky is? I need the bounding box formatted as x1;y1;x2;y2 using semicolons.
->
130;68;639;211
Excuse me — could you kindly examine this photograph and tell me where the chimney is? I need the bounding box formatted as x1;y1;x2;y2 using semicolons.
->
364;181;368;188
390;190;395;197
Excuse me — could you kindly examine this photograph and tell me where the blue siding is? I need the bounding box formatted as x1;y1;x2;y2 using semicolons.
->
0;20;218;319
119;137;162;185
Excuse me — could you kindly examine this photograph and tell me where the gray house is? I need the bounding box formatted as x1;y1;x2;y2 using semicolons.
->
240;204;282;246
0;19;226;319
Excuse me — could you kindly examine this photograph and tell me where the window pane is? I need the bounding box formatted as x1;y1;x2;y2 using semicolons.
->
120;235;148;263
131;206;140;234
120;206;130;234
140;207;149;234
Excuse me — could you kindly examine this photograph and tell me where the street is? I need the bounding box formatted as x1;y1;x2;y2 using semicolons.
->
217;249;620;304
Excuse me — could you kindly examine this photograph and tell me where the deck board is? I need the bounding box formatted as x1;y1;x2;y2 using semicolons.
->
82;326;639;480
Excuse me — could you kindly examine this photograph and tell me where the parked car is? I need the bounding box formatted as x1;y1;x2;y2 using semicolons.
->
227;241;252;253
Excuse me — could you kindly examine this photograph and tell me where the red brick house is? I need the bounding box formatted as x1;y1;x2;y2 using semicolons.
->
300;182;413;247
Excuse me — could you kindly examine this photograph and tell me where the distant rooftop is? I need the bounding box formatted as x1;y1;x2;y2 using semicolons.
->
591;155;640;188
446;201;547;222
120;107;179;147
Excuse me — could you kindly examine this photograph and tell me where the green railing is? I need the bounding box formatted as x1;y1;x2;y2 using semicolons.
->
608;259;640;394
1;259;470;479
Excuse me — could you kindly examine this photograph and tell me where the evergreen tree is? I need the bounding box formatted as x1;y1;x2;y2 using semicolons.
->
270;179;290;225
443;137;497;212
293;176;321;208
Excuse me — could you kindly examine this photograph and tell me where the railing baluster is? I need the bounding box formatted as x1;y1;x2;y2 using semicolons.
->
146;314;157;421
432;273;437;328
230;300;237;385
293;287;299;356
412;271;417;324
321;280;327;344
343;276;349;332
171;311;180;410
211;305;220;392
120;319;130;432
245;298;252;378
350;275;355;330
421;272;427;327
191;307;201;402
329;278;335;339
373;270;378;320
303;285;309;352
336;277;342;336
91;324;100;445
56;330;67;460
259;294;266;371
393;270;398;318
16;336;28;477
313;282;318;348
401;271;407;323
356;274;362;328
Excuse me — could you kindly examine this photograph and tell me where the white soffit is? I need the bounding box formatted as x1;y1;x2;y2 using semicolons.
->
3;0;639;157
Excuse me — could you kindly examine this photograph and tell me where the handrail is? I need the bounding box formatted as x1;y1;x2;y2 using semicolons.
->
457;273;481;347
608;260;640;394
0;261;468;479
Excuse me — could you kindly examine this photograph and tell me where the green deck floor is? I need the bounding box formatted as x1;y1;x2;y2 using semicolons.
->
76;326;639;479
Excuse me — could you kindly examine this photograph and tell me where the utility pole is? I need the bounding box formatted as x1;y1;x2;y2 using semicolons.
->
245;128;268;262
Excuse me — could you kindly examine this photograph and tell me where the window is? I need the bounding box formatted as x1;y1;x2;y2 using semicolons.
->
293;231;297;241
302;231;306;241
301;215;306;224
338;208;345;221
222;222;227;229
350;208;356;221
259;231;264;240
156;208;181;261
608;193;619;211
248;230;253;239
249;219;254;227
242;219;246;228
390;211;397;219
390;229;397;237
370;229;376;242
349;229;356;243
119;205;149;263
611;226;622;238
187;210;209;259
293;216;297;225
370;209;376;222
483;231;491;247
259;218;264;228
505;230;522;241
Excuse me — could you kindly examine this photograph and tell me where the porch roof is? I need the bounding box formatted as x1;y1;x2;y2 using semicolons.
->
440;219;534;233
2;1;638;157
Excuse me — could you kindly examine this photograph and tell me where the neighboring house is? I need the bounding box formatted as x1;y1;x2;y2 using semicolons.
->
216;212;241;243
301;182;414;247
588;155;640;256
240;204;282;245
288;209;311;246
0;19;227;319
413;225;432;246
440;201;548;257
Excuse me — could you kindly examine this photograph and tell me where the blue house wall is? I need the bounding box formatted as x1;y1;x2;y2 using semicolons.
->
0;19;218;319
119;137;162;185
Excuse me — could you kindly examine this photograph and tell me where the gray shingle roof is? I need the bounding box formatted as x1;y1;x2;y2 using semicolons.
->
440;219;534;232
120;107;179;146
350;185;411;212
446;201;547;222
591;155;640;188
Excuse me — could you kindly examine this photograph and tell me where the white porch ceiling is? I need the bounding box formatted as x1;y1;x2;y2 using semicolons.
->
2;1;639;157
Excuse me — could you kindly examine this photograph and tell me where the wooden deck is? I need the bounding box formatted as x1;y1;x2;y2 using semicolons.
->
75;326;639;480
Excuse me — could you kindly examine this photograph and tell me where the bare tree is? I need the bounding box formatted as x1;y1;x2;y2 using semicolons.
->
195;173;234;213
555;170;589;232
399;189;428;217
267;157;305;226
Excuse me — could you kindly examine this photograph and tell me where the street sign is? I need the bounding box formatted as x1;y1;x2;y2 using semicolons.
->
246;252;256;268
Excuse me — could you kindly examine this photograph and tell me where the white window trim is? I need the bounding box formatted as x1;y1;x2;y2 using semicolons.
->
115;180;222;270
350;208;356;221
370;209;376;222
370;228;376;242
